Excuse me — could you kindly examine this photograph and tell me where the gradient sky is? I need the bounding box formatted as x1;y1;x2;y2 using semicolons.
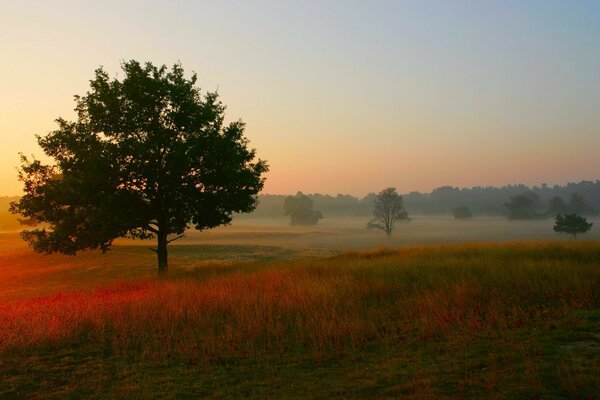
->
1;0;599;196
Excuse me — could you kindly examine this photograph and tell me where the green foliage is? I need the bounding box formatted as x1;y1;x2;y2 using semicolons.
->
453;205;473;219
568;193;597;215
553;213;593;238
367;187;409;237
505;191;542;220
283;192;323;226
10;61;268;272
547;195;567;216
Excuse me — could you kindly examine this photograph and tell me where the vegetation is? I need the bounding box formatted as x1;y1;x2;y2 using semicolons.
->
9;61;267;275
367;187;409;237
547;195;568;216
235;181;600;219
554;214;593;239
453;206;473;219
0;241;599;398
568;193;598;216
283;192;323;226
505;191;543;220
6;183;600;229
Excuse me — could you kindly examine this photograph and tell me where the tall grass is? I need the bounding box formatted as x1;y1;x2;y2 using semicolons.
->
1;241;598;367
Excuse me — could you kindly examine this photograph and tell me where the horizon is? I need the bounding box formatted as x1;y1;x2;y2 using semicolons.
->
2;1;600;196
3;178;600;200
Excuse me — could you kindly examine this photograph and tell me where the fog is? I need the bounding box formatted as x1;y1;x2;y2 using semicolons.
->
109;215;600;252
5;184;600;248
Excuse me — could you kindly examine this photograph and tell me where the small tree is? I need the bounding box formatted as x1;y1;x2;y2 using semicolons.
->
553;214;593;239
283;192;323;226
10;61;268;275
453;206;473;219
367;187;408;237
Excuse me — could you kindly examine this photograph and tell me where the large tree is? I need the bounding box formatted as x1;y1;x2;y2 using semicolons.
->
367;187;409;237
10;61;268;275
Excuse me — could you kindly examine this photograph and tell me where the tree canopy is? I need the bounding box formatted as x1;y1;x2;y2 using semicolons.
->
283;192;323;226
10;60;268;274
553;214;593;239
505;191;542;220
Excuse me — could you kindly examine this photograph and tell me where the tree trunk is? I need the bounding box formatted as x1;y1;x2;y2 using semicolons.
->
157;231;168;276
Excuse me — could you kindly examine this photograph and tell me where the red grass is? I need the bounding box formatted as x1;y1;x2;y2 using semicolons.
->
1;245;597;364
1;242;599;398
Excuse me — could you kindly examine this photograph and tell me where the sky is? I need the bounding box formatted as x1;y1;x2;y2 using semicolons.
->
1;0;599;196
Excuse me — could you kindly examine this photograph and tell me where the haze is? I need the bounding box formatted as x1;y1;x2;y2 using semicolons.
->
1;0;600;196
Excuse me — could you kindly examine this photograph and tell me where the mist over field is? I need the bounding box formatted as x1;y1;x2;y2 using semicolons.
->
4;179;600;239
193;215;600;247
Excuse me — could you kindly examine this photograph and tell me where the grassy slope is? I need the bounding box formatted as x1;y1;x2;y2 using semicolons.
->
1;242;599;399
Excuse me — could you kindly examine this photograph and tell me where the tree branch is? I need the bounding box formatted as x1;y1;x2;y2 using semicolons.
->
166;234;185;244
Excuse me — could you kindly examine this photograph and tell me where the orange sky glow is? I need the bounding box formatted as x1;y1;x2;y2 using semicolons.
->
1;1;599;197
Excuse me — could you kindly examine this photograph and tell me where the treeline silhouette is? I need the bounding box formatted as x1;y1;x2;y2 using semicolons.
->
239;180;600;219
3;181;600;230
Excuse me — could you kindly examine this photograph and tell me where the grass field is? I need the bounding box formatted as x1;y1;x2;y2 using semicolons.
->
0;223;599;398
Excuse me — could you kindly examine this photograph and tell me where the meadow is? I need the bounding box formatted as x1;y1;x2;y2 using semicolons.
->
0;217;599;398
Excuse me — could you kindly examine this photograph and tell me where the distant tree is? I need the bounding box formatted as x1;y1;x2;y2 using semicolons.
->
505;191;542;220
553;214;593;239
367;187;409;237
547;196;567;216
284;192;323;226
453;206;473;219
568;193;597;216
10;60;268;275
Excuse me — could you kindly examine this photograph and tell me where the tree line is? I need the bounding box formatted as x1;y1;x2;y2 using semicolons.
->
282;189;594;240
238;181;600;220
